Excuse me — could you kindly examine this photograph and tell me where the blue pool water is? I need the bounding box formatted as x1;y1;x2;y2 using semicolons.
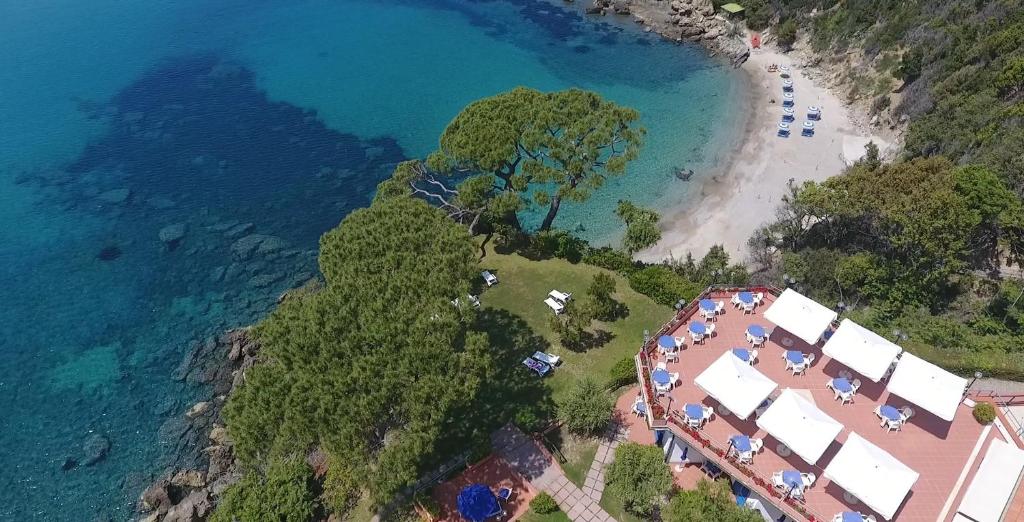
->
0;0;743;518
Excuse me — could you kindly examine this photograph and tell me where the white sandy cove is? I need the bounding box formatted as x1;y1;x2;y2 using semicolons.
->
639;48;889;264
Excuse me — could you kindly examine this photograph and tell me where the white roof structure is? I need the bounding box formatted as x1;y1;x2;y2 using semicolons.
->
886;352;967;421
694;351;778;420
957;439;1024;522
822;319;902;382
823;432;919;520
762;289;838;345
756;389;844;464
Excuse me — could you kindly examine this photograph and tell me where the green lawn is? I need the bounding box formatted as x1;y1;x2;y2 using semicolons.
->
597;486;646;522
479;245;671;400
521;509;571;522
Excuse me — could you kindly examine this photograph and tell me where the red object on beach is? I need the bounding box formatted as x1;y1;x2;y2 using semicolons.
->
751;33;761;49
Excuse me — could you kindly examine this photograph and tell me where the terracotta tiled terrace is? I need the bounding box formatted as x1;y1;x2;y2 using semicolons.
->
632;287;1013;522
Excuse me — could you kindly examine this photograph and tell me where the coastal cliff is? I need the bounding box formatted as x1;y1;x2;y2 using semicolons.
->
135;329;261;522
583;0;751;64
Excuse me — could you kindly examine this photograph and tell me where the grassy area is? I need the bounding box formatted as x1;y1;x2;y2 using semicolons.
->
479;244;671;400
597;485;645;522
543;426;599;488
521;509;571;522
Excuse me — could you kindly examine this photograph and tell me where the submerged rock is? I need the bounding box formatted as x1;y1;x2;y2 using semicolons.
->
82;433;111;466
159;223;187;249
97;245;122;261
97;188;131;205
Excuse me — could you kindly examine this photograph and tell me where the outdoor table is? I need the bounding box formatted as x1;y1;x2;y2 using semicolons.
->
732;348;751;361
635;402;647;414
782;470;803;489
747;324;766;338
841;512;864;522
699;299;717;312
658;335;675;349
652;369;671;386
689;322;707;335
785;351;805;364
738;291;754;304
684;403;704;420
880;405;902;422
730;435;752;452
832;377;853;393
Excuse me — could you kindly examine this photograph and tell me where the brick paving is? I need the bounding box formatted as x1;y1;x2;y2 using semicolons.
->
492;424;617;522
582;423;626;501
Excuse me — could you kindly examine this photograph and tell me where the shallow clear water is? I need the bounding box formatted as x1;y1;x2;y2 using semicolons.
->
0;0;742;518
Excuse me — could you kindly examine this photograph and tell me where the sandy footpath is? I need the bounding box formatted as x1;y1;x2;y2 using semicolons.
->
639;48;889;264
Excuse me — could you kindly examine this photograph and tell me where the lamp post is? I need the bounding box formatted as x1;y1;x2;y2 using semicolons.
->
783;273;798;289
966;371;983;397
892;329;909;343
643;329;650;347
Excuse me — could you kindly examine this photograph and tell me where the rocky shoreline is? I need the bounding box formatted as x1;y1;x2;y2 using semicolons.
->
135;329;263;522
581;0;750;65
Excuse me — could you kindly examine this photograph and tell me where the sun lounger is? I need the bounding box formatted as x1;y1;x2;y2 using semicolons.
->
523;357;551;376
549;290;572;304
544;297;564;314
532;351;561;366
482;270;498;287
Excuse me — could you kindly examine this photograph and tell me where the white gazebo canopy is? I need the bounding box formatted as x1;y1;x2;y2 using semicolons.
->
823;432;919;520
957;439;1024;522
763;288;838;345
756;388;844;464
694;351;778;420
886;352;967;422
822;319;903;382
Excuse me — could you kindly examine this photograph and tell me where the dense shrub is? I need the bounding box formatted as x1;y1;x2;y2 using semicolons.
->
605;443;673;517
587;273;621;321
558;378;613;436
530;492;560;514
607;356;638;390
525;230;588;263
663;479;762;522
628;266;701;306
583;246;637;274
776;19;798;49
973;402;996;424
209;457;316;522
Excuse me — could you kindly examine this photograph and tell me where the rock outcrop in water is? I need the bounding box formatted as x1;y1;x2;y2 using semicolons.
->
585;0;750;65
138;328;263;522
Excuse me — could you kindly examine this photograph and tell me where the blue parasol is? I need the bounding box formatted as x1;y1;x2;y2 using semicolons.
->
457;484;500;522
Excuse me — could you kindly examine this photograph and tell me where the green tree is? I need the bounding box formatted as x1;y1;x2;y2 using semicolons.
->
586;272;621;321
557;378;613;435
209;457;316;522
222;196;493;512
615;200;662;254
412;87;644;232
604;442;673;517
776;19;798;50
896;47;923;82
549;299;594;350
627;266;701;306
663;479;762;522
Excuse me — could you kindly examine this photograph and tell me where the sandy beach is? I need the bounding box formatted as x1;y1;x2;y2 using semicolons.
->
640;47;890;264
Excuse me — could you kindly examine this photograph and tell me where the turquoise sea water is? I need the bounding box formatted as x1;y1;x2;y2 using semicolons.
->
0;0;743;518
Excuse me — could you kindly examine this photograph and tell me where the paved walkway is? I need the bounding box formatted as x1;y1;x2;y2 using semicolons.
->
582;423;627;501
492;424;617;522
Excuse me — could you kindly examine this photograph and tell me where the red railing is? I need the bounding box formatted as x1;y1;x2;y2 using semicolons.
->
666;412;828;522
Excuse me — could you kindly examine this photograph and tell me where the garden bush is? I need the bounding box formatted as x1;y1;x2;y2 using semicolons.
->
604;442;673;517
583;246;636;274
530;492;560;514
558;378;613;436
607;356;637;390
627;266;701;306
973;402;996;424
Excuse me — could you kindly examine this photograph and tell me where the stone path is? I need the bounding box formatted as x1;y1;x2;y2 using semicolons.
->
582;423;627;501
492;424;617;522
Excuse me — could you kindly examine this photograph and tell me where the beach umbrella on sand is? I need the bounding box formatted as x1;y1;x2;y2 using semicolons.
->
783;92;795;101
457;484;500;522
779;65;791;78
803;121;814;130
778;122;791;130
808;106;821;120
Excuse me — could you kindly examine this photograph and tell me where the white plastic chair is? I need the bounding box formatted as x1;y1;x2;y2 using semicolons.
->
701;308;716;321
900;406;915;421
748;349;758;365
665;349;679;363
771;471;785;489
731;294;742;308
801;472;816;488
669;372;680;386
750;438;764;453
656;361;667;371
743;301;755;314
674;336;686;348
690;331;705;345
705;323;716;337
702;405;714;423
750;335;765;348
755;292;765;304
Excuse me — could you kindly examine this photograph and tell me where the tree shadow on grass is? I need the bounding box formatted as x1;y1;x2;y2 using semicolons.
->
437;309;557;458
565;329;615;353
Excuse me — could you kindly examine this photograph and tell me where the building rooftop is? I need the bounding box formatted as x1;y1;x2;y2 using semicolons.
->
632;287;1017;522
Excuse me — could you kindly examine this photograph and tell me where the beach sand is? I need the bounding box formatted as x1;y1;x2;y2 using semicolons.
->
639;48;890;264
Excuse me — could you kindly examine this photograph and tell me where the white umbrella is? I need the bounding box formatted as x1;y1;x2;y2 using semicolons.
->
783;107;795;115
823;432;919;520
762;288;837;345
783;92;795;100
822;319;902;382
782;79;794;86
756;389;844;464
808;105;821;113
802;121;814;130
778;122;790;130
886;352;967;421
694;351;778;419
